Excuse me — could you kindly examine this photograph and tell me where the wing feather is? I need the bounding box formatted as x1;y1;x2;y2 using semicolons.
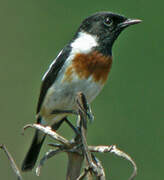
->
36;45;71;114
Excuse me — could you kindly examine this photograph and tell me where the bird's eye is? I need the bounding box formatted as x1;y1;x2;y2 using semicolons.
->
104;17;113;27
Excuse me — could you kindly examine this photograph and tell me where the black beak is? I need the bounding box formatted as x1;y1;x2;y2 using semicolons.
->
118;18;142;29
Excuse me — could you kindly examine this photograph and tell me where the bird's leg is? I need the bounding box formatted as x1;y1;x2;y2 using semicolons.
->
64;118;81;136
51;107;93;123
51;110;80;135
51;118;65;131
50;106;93;134
76;100;94;123
85;102;94;123
51;109;78;116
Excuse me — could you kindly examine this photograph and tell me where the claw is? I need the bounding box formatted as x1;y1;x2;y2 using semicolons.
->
86;103;94;123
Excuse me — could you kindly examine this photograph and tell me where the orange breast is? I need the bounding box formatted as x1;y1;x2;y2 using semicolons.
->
63;51;112;85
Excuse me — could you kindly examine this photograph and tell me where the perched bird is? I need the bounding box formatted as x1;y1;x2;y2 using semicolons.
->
22;12;141;171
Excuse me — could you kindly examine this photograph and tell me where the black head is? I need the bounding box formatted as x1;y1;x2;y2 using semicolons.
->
77;12;141;55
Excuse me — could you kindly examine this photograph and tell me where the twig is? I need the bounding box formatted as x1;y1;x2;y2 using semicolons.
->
110;145;137;180
88;145;114;153
36;148;64;176
0;144;23;180
77;167;91;180
66;152;84;180
89;145;137;180
91;154;105;180
23;124;70;147
77;92;102;178
66;92;90;180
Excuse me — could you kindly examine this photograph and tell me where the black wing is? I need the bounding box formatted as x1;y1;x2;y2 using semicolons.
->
36;45;71;114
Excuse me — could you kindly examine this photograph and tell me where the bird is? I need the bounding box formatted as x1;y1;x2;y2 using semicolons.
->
21;11;141;171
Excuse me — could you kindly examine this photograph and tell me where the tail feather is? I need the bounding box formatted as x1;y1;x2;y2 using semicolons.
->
21;130;45;171
21;117;66;171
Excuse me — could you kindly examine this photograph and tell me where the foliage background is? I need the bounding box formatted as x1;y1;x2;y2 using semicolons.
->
0;0;163;179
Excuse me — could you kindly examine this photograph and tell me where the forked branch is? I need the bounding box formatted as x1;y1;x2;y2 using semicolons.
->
22;92;137;180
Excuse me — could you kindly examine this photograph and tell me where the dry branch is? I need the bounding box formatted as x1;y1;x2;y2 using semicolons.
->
0;144;23;180
22;92;137;180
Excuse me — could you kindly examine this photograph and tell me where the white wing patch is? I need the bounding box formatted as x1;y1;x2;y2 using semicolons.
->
42;50;63;81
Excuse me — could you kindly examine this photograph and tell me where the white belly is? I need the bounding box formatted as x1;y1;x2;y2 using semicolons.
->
43;75;103;113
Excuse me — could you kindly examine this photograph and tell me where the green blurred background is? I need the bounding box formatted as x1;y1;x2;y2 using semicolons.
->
0;0;163;179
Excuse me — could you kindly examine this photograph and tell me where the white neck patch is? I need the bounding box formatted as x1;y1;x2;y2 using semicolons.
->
71;31;98;54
